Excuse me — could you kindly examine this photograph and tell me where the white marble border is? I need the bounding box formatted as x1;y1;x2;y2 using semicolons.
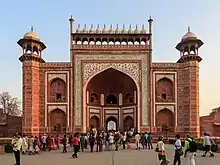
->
45;71;70;127
74;54;149;131
153;71;177;127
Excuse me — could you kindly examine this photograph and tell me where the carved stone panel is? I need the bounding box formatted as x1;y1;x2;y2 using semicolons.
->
156;74;174;82
83;63;140;86
48;105;67;114
156;105;175;113
48;73;67;83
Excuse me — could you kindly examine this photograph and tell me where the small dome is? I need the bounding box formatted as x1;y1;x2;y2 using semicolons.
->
140;25;146;34
109;25;114;34
89;24;95;33
96;24;101;33
181;31;198;41
102;24;107;33
128;25;133;34
121;24;127;33
24;31;40;41
76;25;81;33
181;27;198;41
134;25;139;34
82;24;88;33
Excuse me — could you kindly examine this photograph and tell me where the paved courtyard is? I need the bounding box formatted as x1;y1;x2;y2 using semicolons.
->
1;144;220;165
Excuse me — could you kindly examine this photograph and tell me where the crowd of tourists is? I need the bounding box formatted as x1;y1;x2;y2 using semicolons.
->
11;130;216;165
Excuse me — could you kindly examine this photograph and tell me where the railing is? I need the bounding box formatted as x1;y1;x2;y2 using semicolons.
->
48;96;66;103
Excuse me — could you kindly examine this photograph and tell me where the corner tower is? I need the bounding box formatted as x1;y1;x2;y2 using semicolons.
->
18;28;46;136
176;27;203;138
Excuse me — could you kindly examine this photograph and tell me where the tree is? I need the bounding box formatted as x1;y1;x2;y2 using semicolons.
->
0;92;21;116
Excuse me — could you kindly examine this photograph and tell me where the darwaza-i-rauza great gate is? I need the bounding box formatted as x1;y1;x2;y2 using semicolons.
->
18;16;203;138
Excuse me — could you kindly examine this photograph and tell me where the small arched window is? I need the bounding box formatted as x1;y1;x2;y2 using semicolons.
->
49;78;66;102
124;93;134;104
89;93;99;104
106;94;117;104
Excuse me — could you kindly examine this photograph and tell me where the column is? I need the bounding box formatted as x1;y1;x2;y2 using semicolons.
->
86;91;89;104
119;93;123;106
134;90;136;104
101;94;104;106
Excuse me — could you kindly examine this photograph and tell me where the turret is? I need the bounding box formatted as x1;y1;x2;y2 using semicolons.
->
17;27;46;63
176;27;203;63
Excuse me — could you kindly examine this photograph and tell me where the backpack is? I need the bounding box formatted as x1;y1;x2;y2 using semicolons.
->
187;138;197;152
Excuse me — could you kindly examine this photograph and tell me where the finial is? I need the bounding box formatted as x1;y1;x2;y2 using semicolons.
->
69;15;74;21
31;26;34;32
148;15;153;22
104;24;106;28
110;24;113;28
188;26;190;32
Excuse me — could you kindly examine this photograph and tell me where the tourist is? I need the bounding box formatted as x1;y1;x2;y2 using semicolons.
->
34;136;40;154
21;135;28;154
105;132;110;151
62;135;68;153
56;135;61;149
114;131;120;151
141;133;146;149
202;133;215;157
96;132;102;152
134;132;141;150
12;133;23;165
41;134;47;151
80;133;85;152
89;133;95;152
144;132;148;148
72;133;80;158
184;135;197;165
173;134;182;165
84;133;88;149
155;136;169;165
69;135;73;148
122;133;127;149
109;133;114;151
147;133;153;149
28;136;35;155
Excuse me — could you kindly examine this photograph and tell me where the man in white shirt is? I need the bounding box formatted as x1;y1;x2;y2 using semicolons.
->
173;134;182;165
202;133;214;157
12;133;23;165
41;134;47;151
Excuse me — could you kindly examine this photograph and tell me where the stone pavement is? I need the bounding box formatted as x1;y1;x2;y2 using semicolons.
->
1;144;220;165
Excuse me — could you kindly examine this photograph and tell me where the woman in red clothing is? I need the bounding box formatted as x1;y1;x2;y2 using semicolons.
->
72;133;80;158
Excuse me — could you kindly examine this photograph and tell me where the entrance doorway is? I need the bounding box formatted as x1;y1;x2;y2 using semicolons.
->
123;116;134;131
106;116;117;131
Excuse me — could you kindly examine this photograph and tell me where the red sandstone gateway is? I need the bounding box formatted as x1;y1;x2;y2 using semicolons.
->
17;16;203;138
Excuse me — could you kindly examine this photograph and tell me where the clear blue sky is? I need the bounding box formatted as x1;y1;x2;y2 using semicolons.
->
0;0;219;116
